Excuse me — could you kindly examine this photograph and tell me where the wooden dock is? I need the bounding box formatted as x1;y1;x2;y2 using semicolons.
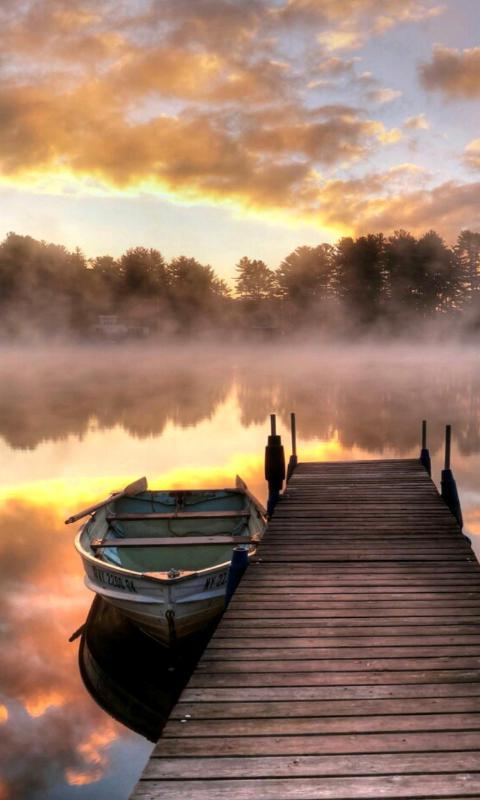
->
130;458;480;799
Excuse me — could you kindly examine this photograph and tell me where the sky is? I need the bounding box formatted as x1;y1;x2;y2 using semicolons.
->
1;0;479;278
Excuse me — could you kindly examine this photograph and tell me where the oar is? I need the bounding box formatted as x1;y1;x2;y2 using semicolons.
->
64;476;148;524
68;623;85;642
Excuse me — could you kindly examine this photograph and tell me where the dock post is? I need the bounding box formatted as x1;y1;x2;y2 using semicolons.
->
441;424;463;528
225;545;249;606
286;412;298;481
420;419;431;475
265;413;285;517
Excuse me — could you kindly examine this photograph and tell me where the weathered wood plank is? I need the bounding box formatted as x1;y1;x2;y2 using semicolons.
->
180;682;480;702
152;729;480;757
171;696;480;719
242;577;480;586
130;773;480;799
188;669;480;688
251;553;473;561
214;624;480;637
233;586;480;596
229;600;480;610
200;645;480;660
209;635;480;648
163;712;480;736
195;656;480;673
227;608;480;619
142;751;480;779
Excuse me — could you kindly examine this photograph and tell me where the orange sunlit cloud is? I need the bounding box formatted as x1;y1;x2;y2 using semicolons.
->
404;113;430;130
65;723;118;786
464;139;480;171
0;79;403;225
0;0;478;256
24;691;67;719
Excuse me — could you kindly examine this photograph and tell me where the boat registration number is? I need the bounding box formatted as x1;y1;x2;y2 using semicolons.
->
91;564;138;593
204;571;227;591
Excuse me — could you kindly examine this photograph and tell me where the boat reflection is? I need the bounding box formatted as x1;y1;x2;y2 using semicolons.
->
78;595;214;742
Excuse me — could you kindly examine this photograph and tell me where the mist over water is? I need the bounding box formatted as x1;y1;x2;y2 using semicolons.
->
1;341;480;800
1;341;479;454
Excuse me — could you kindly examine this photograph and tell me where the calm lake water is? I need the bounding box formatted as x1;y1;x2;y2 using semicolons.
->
1;342;480;799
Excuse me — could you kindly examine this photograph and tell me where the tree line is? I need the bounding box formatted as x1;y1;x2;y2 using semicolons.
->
0;229;479;339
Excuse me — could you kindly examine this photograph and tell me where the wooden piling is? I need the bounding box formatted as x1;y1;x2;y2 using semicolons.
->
420;419;431;476
441;424;463;528
286;412;298;482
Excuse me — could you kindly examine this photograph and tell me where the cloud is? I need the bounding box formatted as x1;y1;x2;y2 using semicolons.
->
314;56;360;76
0;2;371;208
282;0;444;28
290;1;445;52
317;29;365;52
403;113;430;130
0;0;470;245
419;44;480;99
318;172;480;241
464;139;480;171
242;106;399;166
366;87;402;104
0;72;402;213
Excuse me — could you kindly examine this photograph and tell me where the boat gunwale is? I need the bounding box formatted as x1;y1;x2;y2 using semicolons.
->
76;529;258;585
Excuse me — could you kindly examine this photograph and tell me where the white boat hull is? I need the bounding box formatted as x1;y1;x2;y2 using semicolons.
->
81;551;236;645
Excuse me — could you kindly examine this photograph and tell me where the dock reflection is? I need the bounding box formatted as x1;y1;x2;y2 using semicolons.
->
79;595;213;742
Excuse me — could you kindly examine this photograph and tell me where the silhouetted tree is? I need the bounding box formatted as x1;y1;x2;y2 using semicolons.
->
235;257;275;301
120;247;169;297
276;245;335;305
0;233;87;335
384;230;419;318
455;230;480;298
168;256;230;331
416;231;460;314
275;244;336;330
336;234;386;325
0;227;478;340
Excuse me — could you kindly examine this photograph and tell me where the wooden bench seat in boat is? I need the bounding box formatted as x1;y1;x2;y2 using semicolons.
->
91;535;256;549
106;510;251;521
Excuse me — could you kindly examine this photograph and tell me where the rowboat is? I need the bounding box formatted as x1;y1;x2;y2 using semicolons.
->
69;476;266;646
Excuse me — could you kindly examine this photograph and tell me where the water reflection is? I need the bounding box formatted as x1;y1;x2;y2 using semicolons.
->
0;346;230;450
1;344;480;799
0;499;157;798
79;596;211;742
0;344;479;457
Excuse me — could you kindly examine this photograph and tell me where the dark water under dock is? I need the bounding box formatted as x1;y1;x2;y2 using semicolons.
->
1;344;480;799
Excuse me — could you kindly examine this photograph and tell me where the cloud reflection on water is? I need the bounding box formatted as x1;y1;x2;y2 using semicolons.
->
0;500;129;798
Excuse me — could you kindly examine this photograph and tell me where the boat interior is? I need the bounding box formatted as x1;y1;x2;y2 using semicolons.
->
84;489;263;573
